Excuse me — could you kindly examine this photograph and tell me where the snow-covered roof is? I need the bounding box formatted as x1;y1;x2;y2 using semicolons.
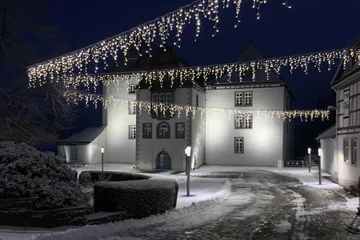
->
59;126;106;144
316;125;336;140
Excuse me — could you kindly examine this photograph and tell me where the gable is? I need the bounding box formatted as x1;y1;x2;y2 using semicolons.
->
331;36;360;88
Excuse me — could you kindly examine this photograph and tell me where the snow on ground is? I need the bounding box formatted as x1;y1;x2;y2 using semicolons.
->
30;180;232;240
176;176;225;208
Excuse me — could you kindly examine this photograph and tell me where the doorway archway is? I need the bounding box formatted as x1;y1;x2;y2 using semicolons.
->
156;150;171;169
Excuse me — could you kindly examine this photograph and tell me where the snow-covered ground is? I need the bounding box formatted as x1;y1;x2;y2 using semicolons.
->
1;165;359;240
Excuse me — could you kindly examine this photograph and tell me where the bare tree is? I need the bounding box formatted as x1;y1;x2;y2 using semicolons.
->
0;0;76;145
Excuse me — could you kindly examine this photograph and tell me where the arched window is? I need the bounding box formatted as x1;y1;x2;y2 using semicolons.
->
157;122;170;138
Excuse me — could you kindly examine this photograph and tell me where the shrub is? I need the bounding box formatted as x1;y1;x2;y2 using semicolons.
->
80;171;149;183
0;141;86;210
79;172;92;185
94;179;178;219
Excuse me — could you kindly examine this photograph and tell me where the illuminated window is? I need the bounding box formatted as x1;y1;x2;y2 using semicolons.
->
234;137;244;154
235;91;252;106
128;101;136;115
234;114;252;129
344;90;349;117
129;126;136;139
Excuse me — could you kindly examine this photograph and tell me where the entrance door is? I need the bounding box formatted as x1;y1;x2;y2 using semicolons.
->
156;150;171;169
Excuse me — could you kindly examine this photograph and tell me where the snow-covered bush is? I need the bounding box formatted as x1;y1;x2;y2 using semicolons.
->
79;172;92;185
94;179;178;219
80;171;149;183
0;141;86;210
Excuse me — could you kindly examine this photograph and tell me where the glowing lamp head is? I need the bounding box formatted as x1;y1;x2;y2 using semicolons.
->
307;148;311;154
185;146;191;157
318;148;322;157
101;146;104;153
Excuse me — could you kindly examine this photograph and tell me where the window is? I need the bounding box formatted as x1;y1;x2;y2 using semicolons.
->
344;90;349;117
159;93;165;103
235;91;252;106
128;101;136;115
143;123;152;139
128;84;136;94
152;93;158;103
234;137;244;154
129;125;136;139
196;94;199;107
344;139;349;162
234;114;253;129
157;122;170;138
176;123;185;138
166;93;173;104
351;138;358;166
70;147;78;161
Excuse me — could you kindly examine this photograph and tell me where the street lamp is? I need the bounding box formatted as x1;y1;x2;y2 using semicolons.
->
308;148;311;173
101;146;104;172
318;148;322;185
185;146;192;196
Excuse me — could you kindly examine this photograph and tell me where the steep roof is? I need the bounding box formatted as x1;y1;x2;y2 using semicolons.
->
316;125;336;140
59;126;106;144
331;36;360;88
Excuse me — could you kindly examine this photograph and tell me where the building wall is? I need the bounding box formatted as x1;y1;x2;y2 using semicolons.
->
136;88;191;171
89;127;107;164
335;71;360;187
104;80;137;164
320;138;335;176
57;144;91;164
205;84;286;166
190;87;206;168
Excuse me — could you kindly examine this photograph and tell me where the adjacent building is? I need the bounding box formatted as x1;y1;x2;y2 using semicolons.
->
316;37;360;188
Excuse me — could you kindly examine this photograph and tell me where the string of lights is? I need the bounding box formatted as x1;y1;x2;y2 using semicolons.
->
63;90;330;122
35;47;360;91
27;0;291;82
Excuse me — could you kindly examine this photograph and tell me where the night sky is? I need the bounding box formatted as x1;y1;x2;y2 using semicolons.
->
39;0;360;156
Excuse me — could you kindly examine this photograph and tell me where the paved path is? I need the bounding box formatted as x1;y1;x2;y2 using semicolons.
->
106;170;359;240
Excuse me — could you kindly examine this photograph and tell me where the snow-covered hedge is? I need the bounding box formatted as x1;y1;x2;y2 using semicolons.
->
0;141;86;210
94;179;178;219
79;171;148;185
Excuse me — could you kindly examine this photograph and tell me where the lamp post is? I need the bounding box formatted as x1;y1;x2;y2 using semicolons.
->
185;146;192;196
318;148;322;185
101;146;104;172
308;148;311;173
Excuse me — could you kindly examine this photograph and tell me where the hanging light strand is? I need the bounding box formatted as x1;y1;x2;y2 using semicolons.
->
41;47;360;92
63;90;330;122
27;0;290;83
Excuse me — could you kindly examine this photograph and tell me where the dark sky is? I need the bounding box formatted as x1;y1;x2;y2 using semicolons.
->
39;0;360;154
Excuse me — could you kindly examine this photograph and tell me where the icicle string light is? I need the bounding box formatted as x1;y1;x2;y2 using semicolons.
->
64;90;330;122
27;0;289;82
41;48;360;91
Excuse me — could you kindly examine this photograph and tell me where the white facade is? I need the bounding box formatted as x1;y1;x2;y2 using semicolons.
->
205;83;290;166
59;42;294;170
57;127;106;165
102;81;137;164
320;37;360;188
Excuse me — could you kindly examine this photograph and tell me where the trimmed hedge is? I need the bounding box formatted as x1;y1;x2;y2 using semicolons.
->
79;171;149;185
94;178;178;219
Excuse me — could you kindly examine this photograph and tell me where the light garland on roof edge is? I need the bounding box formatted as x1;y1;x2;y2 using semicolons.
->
64;90;330;122
36;48;360;91
27;0;290;82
